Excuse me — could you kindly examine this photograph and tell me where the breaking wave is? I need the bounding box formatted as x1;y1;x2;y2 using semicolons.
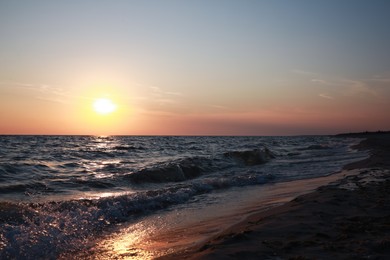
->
224;147;276;166
0;170;276;259
126;147;275;184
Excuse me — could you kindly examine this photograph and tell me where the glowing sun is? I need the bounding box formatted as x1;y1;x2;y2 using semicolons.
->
93;98;117;115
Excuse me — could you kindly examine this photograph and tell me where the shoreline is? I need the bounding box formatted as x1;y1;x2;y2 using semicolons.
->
160;133;390;259
73;169;364;259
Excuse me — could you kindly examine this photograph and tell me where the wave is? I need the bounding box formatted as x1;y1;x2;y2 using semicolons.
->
113;145;145;151
126;157;210;183
224;147;275;166
0;170;276;259
126;147;275;184
299;144;330;150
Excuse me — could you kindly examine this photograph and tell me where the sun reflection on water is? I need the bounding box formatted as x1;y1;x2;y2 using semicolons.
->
88;222;157;259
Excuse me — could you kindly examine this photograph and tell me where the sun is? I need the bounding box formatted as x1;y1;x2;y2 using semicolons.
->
93;98;117;115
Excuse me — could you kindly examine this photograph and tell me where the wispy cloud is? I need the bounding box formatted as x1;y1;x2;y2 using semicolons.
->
148;86;183;104
291;69;318;76
0;81;69;103
369;74;390;84
208;104;229;110
371;78;390;83
149;86;183;97
311;77;381;98
341;79;378;97
318;93;334;100
131;84;187;114
295;69;386;98
311;79;338;86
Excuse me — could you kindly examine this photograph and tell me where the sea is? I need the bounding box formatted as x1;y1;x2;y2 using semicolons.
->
0;135;367;259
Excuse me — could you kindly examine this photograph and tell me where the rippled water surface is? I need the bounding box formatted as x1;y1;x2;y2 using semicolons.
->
0;135;366;258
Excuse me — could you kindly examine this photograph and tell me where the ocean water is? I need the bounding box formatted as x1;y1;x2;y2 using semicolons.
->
0;135;367;258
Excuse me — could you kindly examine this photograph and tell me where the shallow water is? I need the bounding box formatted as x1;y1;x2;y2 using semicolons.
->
0;135;367;258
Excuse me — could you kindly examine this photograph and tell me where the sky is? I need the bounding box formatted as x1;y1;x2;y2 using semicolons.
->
0;0;390;135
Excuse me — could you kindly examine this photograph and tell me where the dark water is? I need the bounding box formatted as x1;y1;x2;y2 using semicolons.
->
0;135;366;258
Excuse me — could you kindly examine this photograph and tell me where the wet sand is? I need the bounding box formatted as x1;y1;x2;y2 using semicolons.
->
161;133;390;259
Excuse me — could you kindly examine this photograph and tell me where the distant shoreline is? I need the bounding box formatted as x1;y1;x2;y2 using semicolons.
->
334;130;390;137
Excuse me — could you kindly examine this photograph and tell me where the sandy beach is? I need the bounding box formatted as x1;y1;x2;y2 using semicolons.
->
160;133;390;259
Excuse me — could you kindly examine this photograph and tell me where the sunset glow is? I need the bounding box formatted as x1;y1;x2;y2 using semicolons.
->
0;1;389;135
